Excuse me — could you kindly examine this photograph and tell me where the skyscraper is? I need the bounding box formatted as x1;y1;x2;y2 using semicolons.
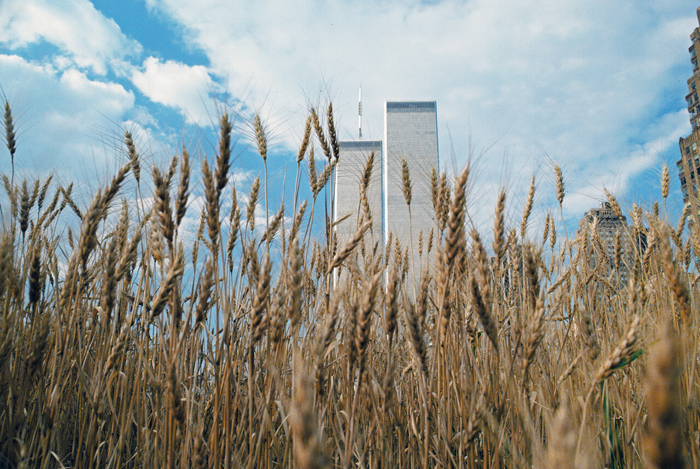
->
334;140;383;250
332;100;439;288
577;202;646;284
383;101;439;279
677;7;700;205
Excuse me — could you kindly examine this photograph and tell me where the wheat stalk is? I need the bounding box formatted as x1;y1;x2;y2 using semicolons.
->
291;359;329;469
643;323;684;469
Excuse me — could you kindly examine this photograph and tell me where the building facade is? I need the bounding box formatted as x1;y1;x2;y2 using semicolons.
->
332;100;439;289
383;101;439;278
577;202;645;283
677;7;700;204
334;140;383;250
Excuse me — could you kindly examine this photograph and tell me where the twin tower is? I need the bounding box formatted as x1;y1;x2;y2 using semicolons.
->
334;101;439;278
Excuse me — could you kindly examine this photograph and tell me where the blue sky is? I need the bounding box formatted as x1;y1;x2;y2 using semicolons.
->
0;0;697;237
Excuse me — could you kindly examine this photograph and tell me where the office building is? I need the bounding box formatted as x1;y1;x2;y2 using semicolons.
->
334;140;383;251
383;101;439;277
332;100;439;288
577;202;645;283
677;7;700;204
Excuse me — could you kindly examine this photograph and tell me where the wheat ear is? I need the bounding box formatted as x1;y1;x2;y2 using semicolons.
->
215;113;232;193
251;254;271;344
311;108;331;161
470;270;498;351
444;165;469;270
195;258;214;326
592;315;640;387
401;158;412;207
124;130;140;184
328;221;370;273
175;145;190;227
661;163;670;201
604;189;624;221
327;103;339;160
493;189;506;265
520;175;535;239
151;248;184;319
554;164;564;207
406;300;428;380
4;102;17;168
658;224;691;323
385;262;399;342
298;115;312;163
246;177;260;232
153;167;174;248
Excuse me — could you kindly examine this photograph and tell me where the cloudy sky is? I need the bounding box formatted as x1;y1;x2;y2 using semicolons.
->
0;0;696;236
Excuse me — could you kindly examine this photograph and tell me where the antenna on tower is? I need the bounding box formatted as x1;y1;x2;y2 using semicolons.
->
358;87;363;140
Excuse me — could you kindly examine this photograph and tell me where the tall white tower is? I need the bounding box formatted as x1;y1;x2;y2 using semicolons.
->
383;101;439;280
332;99;439;289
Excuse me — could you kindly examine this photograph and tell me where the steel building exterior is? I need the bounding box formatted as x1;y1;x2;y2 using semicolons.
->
333;140;383;250
332;101;439;288
383;101;439;280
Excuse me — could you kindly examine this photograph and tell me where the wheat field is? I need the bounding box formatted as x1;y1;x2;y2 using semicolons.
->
0;101;697;468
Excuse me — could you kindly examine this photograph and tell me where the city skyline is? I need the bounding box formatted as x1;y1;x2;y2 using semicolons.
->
0;1;693;237
333;100;438;291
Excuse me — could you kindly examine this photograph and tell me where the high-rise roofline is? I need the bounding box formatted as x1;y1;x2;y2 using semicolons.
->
676;5;700;205
385;101;437;111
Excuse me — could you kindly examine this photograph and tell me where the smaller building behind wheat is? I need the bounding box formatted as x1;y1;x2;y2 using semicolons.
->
577;202;647;285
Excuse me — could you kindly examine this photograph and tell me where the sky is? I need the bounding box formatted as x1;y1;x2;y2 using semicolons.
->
0;0;697;239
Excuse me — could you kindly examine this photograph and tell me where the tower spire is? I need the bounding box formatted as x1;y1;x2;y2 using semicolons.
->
358;87;363;140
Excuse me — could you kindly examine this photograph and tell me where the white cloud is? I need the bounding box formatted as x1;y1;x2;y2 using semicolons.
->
0;54;135;186
143;0;693;227
130;57;215;125
0;0;140;74
0;0;693;236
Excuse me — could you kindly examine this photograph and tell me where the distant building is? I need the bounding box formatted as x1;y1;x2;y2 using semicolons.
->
383;101;439;279
334;140;383;250
332;100;439;289
677;7;700;205
577;202;646;283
